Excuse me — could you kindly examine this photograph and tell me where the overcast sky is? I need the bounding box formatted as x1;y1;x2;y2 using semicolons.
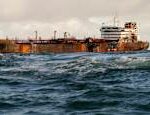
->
0;0;149;41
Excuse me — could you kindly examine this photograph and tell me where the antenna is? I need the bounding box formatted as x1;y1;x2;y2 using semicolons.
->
113;12;119;26
114;16;116;26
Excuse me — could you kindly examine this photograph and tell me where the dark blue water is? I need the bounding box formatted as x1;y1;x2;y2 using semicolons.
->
0;51;150;115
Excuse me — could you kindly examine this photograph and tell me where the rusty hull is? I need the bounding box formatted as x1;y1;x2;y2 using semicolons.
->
0;38;149;53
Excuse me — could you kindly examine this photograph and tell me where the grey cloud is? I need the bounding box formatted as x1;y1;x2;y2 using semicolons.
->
0;0;149;22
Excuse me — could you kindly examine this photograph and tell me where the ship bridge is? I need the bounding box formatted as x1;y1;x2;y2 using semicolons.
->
100;22;139;42
100;26;124;41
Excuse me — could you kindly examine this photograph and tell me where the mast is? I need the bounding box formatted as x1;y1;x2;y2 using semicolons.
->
35;30;38;40
54;30;57;39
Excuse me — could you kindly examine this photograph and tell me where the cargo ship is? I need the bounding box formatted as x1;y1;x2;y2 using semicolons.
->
0;21;149;53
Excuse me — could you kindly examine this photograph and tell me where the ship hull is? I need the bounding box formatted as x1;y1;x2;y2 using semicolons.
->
0;38;149;53
117;41;149;52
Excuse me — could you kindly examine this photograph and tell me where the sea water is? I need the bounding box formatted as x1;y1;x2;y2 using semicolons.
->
0;51;150;115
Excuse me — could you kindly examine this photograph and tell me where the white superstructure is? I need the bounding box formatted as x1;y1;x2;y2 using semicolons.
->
100;22;139;42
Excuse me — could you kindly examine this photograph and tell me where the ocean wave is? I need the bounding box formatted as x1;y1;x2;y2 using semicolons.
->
0;51;150;114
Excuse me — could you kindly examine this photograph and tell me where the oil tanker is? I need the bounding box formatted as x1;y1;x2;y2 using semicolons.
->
0;22;149;53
